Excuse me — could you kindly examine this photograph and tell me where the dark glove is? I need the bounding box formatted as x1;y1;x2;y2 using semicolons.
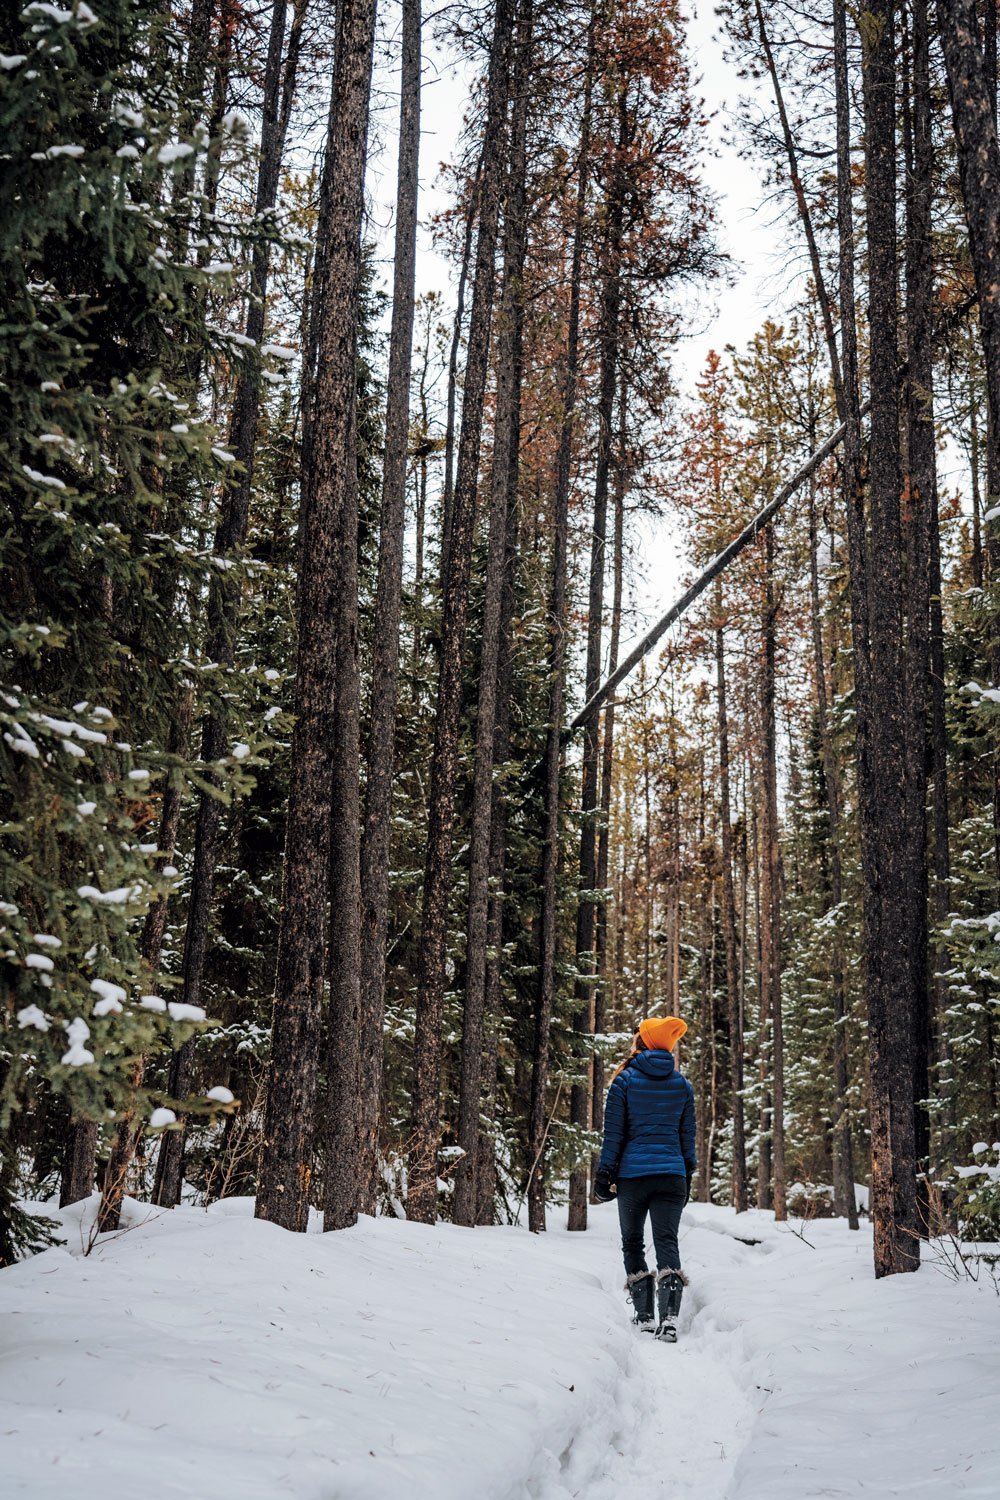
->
593;1170;616;1204
685;1173;693;1204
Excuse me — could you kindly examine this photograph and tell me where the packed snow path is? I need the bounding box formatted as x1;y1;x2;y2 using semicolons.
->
2;1195;999;1498
529;1211;750;1499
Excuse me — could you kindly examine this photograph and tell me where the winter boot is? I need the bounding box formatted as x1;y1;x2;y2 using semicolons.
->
654;1268;688;1342
624;1270;655;1328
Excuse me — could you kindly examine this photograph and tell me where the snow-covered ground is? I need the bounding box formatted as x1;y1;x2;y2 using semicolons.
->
2;1193;998;1498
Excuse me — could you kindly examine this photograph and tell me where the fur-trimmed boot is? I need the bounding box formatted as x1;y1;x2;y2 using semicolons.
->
624;1270;655;1328
654;1268;688;1342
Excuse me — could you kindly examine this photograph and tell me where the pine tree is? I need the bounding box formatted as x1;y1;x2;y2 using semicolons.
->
0;0;249;1259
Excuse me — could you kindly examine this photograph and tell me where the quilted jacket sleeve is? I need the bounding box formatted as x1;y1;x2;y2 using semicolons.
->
680;1080;697;1173
597;1074;628;1178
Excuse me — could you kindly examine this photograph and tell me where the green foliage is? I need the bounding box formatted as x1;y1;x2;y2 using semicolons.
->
954;1143;1000;1242
0;0;261;1244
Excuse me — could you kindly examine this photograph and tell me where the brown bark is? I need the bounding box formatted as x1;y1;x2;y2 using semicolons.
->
474;511;518;1225
529;36;594;1233
929;483;953;1157
440;159;482;581
903;0;934;1234
806;483;858;1228
256;0;377;1232
453;0;532;1228
59;1117;99;1209
356;0;421;1216
937;0;1000;882
407;0;513;1223
591;394;626;1184
858;0;919;1276
715;595;747;1212
970;390;984;590
568;80;627;1234
835;0;875;1232
323;396;363;1232
759;526;785;1220
752;768;770;1210
696;767;711;1202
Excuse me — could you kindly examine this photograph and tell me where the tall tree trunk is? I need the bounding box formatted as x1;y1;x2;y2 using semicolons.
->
759;526;785;1220
323;406;363;1231
858;0;919;1276
440;157;483;580
806;482;858;1228
591;392;626;1184
154;0;298;1209
529;35;594;1232
412;301;433;680
970;387;984;590
454;0;533;1227
474;492;519;1225
903;0;934;1234
356;0;421;1216
937;0;1000;883
407;0;513;1223
256;0;377;1232
568;86;627;1233
715;597;747;1212
757;0;866;1220
835;0;874;1233
929;483;953;1161
752;763;770;1210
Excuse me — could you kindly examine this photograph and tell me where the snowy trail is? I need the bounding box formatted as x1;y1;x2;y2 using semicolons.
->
4;1195;999;1498
530;1207;754;1500
553;1322;750;1500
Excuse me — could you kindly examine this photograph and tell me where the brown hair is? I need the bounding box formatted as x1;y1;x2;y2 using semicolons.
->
609;1032;647;1086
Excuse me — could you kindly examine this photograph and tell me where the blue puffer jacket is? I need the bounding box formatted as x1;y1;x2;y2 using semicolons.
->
597;1050;696;1180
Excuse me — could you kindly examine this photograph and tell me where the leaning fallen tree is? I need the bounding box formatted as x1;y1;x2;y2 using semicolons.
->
569;411;862;733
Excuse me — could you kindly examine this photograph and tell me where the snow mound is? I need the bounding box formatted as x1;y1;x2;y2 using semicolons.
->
0;1198;630;1500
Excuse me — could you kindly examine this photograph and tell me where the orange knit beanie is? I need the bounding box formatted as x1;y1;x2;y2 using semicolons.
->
638;1015;687;1052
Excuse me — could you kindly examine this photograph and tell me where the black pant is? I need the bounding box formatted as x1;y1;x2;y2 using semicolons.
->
616;1173;686;1275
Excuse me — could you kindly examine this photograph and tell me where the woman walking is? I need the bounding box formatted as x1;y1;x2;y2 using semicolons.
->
593;1016;696;1342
